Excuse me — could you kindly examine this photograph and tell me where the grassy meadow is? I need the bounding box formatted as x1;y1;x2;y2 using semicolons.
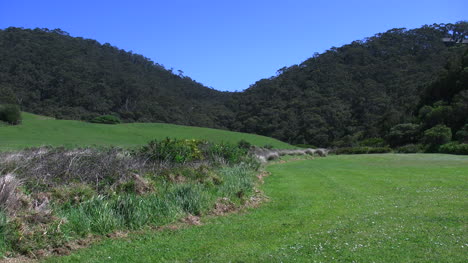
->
0;113;293;151
45;154;468;262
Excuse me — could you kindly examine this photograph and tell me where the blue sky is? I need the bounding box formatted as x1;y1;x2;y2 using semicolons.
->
0;0;466;91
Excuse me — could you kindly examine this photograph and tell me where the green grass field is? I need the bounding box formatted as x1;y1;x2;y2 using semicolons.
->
45;154;468;262
0;113;293;151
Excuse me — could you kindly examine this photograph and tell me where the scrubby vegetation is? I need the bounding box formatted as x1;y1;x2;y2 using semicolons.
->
89;115;121;124
0;139;262;257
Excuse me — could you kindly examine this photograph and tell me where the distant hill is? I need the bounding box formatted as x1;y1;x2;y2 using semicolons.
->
1;22;467;147
229;22;468;146
0;27;233;129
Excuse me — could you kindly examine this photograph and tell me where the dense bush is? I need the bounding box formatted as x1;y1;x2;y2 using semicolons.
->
422;124;452;152
395;144;424;153
137;138;251;165
237;139;252;149
90;115;121;124
204;142;248;164
386;123;420;147
456;124;468;143
359;138;387;147
334;147;392;155
439;142;468;155
139;138;204;164
0;104;21;125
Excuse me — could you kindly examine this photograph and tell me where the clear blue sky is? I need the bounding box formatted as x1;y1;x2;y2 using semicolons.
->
0;0;466;91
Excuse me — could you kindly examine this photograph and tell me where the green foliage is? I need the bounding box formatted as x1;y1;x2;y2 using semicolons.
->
456;124;468;143
439;142;468;155
204;142;248;164
358;138;387;147
138;138;204;164
137;138;249;165
89;115;121;124
334;146;392;155
386;123;420;147
237;139;252;149
218;165;255;202
422;125;452;151
395;144;424;153
51;184;96;206
0;104;21;125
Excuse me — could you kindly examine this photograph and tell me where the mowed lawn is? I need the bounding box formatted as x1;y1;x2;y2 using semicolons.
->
0;113;292;150
45;154;468;262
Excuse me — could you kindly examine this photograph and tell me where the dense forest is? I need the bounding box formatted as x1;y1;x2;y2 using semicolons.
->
0;22;467;149
229;22;468;147
0;27;232;128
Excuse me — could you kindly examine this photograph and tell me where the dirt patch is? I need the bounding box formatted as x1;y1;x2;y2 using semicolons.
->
106;231;129;239
256;170;271;184
1;256;36;263
212;197;237;216
181;214;201;225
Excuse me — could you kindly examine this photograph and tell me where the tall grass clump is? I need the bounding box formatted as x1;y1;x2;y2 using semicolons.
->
0;139;263;257
218;165;256;201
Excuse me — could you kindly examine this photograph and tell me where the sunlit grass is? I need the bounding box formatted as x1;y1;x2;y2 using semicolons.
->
0;112;293;150
45;154;468;262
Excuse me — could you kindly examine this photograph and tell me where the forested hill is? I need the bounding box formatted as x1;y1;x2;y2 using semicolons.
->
1;23;467;147
229;22;468;146
0;27;233;128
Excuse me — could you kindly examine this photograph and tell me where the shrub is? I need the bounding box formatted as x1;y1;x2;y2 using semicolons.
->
138;138;248;165
359;138;387;147
90;115;121;124
0;104;21;125
204;142;247;164
237;139;252;149
456;124;468;143
422;125;452;152
439;142;468;155
386;123;420;147
396;144;424;153
334;147;392;155
138;138;204;164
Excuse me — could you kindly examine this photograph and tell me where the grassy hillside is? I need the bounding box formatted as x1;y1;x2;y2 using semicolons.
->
46;154;468;262
0;113;293;150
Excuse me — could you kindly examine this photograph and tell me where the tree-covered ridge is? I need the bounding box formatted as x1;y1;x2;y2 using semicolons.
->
0;27;233;128
0;22;467;148
230;22;467;146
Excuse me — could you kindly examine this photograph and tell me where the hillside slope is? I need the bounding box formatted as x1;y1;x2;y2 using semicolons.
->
0;113;292;150
229;22;468;146
0;27;233;128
